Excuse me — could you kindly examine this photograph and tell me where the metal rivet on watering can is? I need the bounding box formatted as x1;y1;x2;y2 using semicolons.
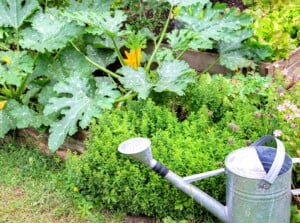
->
119;135;298;223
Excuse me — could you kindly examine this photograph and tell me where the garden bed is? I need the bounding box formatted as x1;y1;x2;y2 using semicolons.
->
7;44;300;160
0;128;86;160
146;41;300;77
179;46;300;76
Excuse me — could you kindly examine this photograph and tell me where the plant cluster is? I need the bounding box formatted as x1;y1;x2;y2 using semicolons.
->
245;1;300;60
265;73;300;156
0;0;270;152
242;0;300;6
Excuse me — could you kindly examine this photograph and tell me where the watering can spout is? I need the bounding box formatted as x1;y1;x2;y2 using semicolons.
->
118;138;228;223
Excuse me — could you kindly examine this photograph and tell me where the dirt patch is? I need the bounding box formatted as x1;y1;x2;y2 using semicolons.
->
211;0;247;10
124;216;155;223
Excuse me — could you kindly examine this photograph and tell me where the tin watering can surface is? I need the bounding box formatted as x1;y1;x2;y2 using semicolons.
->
118;136;300;223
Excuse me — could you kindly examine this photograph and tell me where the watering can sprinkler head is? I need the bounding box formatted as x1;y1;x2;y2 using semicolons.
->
118;137;157;168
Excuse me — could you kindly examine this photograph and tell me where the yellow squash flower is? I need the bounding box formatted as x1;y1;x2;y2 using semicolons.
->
0;100;7;110
1;55;11;64
123;48;142;69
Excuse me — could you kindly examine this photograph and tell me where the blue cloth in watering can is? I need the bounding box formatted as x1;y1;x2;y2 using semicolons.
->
255;146;292;176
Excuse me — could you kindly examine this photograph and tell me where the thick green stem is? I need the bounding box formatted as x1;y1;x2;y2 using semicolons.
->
200;57;221;75
0;43;9;51
115;91;137;103
45;0;48;13
15;74;29;99
1;84;14;99
15;28;20;51
70;41;121;79
111;37;125;66
145;5;174;72
176;48;189;60
139;0;146;22
15;53;40;99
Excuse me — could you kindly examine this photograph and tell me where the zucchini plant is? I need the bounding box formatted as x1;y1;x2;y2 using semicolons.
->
0;0;270;152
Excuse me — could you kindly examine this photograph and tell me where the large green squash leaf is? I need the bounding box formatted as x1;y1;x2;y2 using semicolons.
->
67;0;113;13
0;0;39;29
64;10;126;38
154;60;195;95
174;2;260;70
118;67;154;99
167;29;213;51
86;45;117;68
167;29;197;51
218;29;253;70
0;102;15;137
20;9;83;52
176;2;253;50
0;50;34;87
0;100;45;137
118;61;195;99
218;29;272;70
31;46;95;83
44;76;120;151
219;41;250;71
57;46;96;77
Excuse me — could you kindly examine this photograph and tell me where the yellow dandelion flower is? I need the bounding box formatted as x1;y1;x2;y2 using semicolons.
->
0;100;7;110
1;55;11;64
123;48;142;69
73;186;79;192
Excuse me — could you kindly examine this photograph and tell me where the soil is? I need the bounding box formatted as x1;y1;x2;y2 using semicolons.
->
211;0;247;10
124;216;155;223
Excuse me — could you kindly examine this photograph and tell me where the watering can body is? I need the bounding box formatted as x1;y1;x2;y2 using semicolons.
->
225;146;292;223
118;136;297;223
226;167;291;223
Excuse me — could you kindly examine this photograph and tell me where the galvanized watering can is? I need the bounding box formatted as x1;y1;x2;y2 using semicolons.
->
118;135;300;223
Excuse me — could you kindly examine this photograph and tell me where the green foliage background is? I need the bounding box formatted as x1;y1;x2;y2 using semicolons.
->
245;1;300;61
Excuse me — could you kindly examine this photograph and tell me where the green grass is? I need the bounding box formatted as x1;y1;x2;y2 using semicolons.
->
0;142;119;223
0;142;217;223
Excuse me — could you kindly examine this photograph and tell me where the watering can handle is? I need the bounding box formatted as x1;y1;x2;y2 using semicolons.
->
252;135;286;189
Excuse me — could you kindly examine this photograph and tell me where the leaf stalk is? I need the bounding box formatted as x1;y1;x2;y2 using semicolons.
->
70;41;121;79
145;5;174;72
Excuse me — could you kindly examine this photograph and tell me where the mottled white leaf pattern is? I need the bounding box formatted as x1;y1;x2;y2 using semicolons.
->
0;0;39;29
12;105;41;128
154;60;195;95
175;2;254;70
177;2;252;42
44;76;120;151
20;9;83;52
0;107;15;137
86;45;116;68
219;42;249;70
0;51;34;87
0;100;44;137
118;66;153;99
64;10;126;37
